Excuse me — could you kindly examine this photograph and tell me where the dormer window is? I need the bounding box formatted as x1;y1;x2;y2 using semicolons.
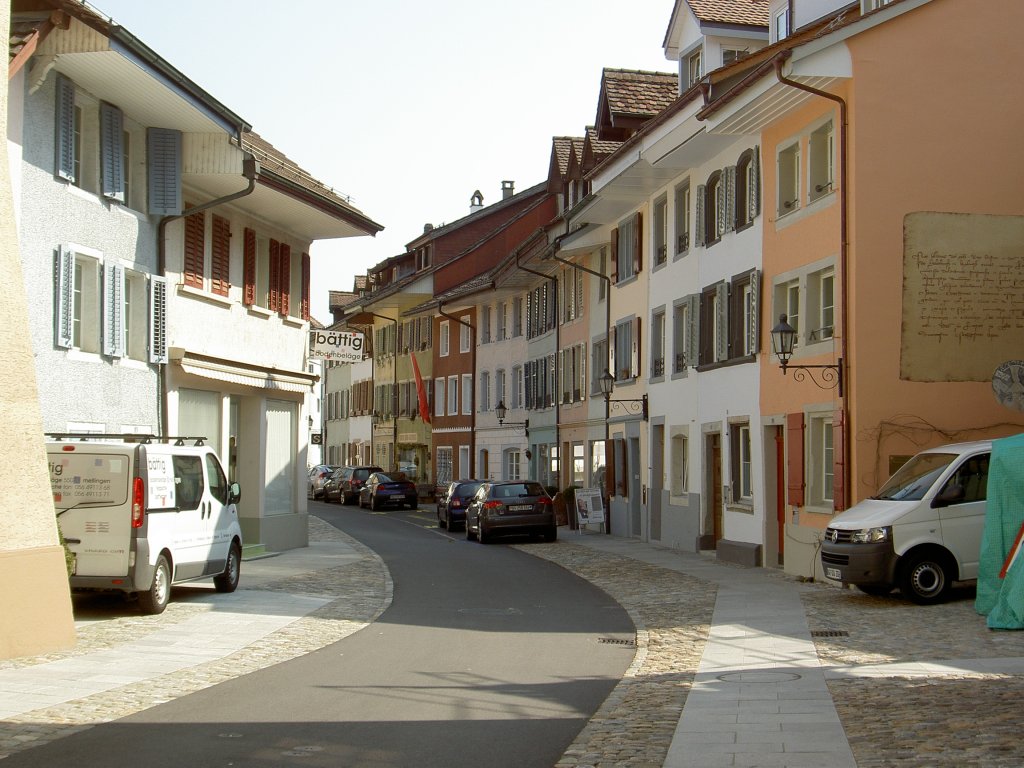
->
722;48;748;67
686;50;702;88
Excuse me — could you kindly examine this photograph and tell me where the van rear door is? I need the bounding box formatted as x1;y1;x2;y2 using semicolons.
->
49;446;133;578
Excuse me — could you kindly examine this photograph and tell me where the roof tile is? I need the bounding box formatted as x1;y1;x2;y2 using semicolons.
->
684;0;770;27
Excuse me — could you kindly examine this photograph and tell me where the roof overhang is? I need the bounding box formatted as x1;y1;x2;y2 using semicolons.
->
172;351;317;393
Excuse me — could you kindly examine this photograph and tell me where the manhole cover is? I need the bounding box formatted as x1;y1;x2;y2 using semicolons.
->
598;637;636;646
811;630;850;638
718;671;803;683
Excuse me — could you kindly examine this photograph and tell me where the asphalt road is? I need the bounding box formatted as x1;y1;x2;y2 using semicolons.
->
8;502;635;768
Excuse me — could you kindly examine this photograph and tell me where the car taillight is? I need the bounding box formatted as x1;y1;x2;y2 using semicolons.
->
538;497;553;508
483;500;503;510
131;477;145;528
451;498;463;508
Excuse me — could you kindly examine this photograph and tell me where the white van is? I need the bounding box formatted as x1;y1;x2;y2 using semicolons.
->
820;440;990;604
48;435;244;614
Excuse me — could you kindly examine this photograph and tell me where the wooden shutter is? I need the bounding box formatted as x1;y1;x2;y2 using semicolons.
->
183;209;204;289
149;276;168;364
724;166;736;233
631;316;642;379
749;145;761;219
55;246;75;348
279;244;291;316
268;239;280;312
100;102;125;202
610;227;619;283
686;293;700;367
694;185;706;247
55;75;76;182
833;407;847;512
102;261;125;357
715;281;729;362
147;128;182;215
243;228;256;306
632;211;643;273
210;214;230;296
787;412;805;506
749;270;760;354
301;252;311;321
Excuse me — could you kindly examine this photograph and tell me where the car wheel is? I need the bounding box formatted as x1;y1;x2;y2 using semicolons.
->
542;526;557;543
214;542;241;593
466;520;477;541
478;524;488;544
371;495;380;511
138;554;171;615
900;550;952;605
438;509;448;529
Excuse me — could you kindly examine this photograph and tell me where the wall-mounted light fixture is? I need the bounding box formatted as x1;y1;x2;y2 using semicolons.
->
494;400;529;436
598;370;649;421
769;314;843;396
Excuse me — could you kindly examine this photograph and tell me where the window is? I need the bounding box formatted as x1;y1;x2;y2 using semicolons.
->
71;252;101;353
434;378;445;418
461;373;473;415
496;301;507;340
686;50;702;87
598;248;608;301
671;433;689;496
672;295;698;373
734;148;760;230
697;272;759;367
778;279;800;346
526;283;555;338
123;270;148;361
512;297;523;337
809;414;834;505
495;368;506;410
511;365;523;408
696;171;725;247
613;318;640;381
439;321;450;356
459;446;470;480
591;440;606;490
651;309;665;378
809;120;835;203
447;375;458;416
573;443;585;485
561;266;585;322
460;316;471;352
674;181;690;255
774;7;790;42
505;449;522;481
592;338;609;392
481;307;492;344
653;195;668;265
558;344;587;404
722;48;748;67
728;270;759;359
778;142;800;216
480;371;490;412
437;447;453;487
612;213;642;283
808;268;835;343
730;423;753;503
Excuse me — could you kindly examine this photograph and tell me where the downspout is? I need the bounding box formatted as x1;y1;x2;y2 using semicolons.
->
156;152;258;438
548;232;612;534
437;304;477;478
515;250;559;489
773;57;851;511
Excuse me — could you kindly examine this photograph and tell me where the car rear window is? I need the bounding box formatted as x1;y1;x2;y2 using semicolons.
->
49;451;130;507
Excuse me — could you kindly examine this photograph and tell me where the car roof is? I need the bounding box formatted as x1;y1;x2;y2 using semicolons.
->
919;440;993;454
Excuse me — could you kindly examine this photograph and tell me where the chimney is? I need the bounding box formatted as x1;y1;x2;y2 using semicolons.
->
502;180;515;199
423;223;434;233
470;190;484;213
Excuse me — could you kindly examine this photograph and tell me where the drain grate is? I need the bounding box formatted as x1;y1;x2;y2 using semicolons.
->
598;637;636;646
811;629;850;638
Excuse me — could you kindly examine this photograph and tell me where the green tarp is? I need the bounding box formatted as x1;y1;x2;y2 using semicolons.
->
976;433;1024;629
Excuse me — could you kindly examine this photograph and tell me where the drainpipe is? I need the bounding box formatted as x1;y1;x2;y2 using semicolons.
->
515;250;559;490
437;304;477;478
156;153;258;438
547;239;613;533
773;57;851;511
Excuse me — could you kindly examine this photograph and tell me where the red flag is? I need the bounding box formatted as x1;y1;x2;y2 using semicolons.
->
412;353;431;424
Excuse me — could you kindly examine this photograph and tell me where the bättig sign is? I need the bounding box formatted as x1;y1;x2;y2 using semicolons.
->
309;330;364;362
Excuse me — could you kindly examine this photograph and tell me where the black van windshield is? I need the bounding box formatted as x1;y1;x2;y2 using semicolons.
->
873;453;957;501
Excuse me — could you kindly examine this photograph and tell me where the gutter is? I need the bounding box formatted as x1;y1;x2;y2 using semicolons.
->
773;56;852;511
156;154;259;437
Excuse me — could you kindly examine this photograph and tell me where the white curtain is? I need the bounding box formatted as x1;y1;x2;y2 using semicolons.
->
178;388;221;458
265;399;296;515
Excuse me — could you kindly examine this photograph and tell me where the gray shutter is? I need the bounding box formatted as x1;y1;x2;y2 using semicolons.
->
55;75;75;182
147;128;182;216
749;270;760;354
749;146;761;220
716;175;728;238
694;185;706;247
103;261;125;357
686;294;700;367
100;102;125;202
715;282;729;362
149;275;168;364
724;166;736;233
55;246;75;348
579;342;587;401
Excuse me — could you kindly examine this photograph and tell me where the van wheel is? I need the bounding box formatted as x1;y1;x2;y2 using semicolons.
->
900;551;952;605
214;542;241;593
139;554;171;615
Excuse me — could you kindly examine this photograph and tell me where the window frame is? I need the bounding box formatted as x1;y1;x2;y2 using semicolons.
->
673;180;690;256
777;141;800;217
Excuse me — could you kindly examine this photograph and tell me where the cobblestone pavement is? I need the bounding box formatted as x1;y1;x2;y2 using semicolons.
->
4;516;1024;767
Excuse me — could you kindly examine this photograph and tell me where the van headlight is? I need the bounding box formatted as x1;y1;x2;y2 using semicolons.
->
850;526;890;544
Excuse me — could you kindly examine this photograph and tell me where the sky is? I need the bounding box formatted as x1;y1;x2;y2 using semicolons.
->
90;0;677;322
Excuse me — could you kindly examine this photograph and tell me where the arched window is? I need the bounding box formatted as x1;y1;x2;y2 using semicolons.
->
705;170;724;244
734;148;760;230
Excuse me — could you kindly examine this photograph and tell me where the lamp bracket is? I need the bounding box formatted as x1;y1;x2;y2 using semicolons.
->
779;359;843;397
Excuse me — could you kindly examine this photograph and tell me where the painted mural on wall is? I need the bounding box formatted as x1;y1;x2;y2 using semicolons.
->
901;212;1024;382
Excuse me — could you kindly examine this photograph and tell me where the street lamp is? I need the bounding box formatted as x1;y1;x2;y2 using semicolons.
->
494;400;528;435
769;314;843;396
598;370;648;420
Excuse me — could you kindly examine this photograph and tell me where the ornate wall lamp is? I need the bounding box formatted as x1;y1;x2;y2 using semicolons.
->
598;370;649;420
494;400;529;436
769;314;843;396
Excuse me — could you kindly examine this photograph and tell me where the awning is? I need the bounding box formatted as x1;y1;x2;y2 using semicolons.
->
174;352;318;393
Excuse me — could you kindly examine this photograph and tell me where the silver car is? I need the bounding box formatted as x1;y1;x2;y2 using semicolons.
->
307;465;339;499
465;481;557;543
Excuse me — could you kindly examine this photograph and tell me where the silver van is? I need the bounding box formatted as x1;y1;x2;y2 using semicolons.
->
48;435;243;614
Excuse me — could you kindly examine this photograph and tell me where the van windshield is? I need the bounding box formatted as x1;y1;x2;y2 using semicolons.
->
873;453;957;501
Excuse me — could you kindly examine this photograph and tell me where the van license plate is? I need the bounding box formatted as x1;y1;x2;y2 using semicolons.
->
826;567;841;580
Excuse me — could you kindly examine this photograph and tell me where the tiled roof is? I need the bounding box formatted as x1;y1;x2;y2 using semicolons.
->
602;68;679;117
586;125;621;162
552;136;579;178
328;290;362;312
10;19;41;63
684;0;770;27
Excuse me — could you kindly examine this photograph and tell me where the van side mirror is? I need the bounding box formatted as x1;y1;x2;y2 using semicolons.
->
229;482;241;504
932;484;963;509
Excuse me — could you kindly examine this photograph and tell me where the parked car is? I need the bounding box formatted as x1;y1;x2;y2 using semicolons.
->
821;440;991;604
465;480;556;543
436;479;486;531
358;472;418;510
324;465;383;504
307;464;339;499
